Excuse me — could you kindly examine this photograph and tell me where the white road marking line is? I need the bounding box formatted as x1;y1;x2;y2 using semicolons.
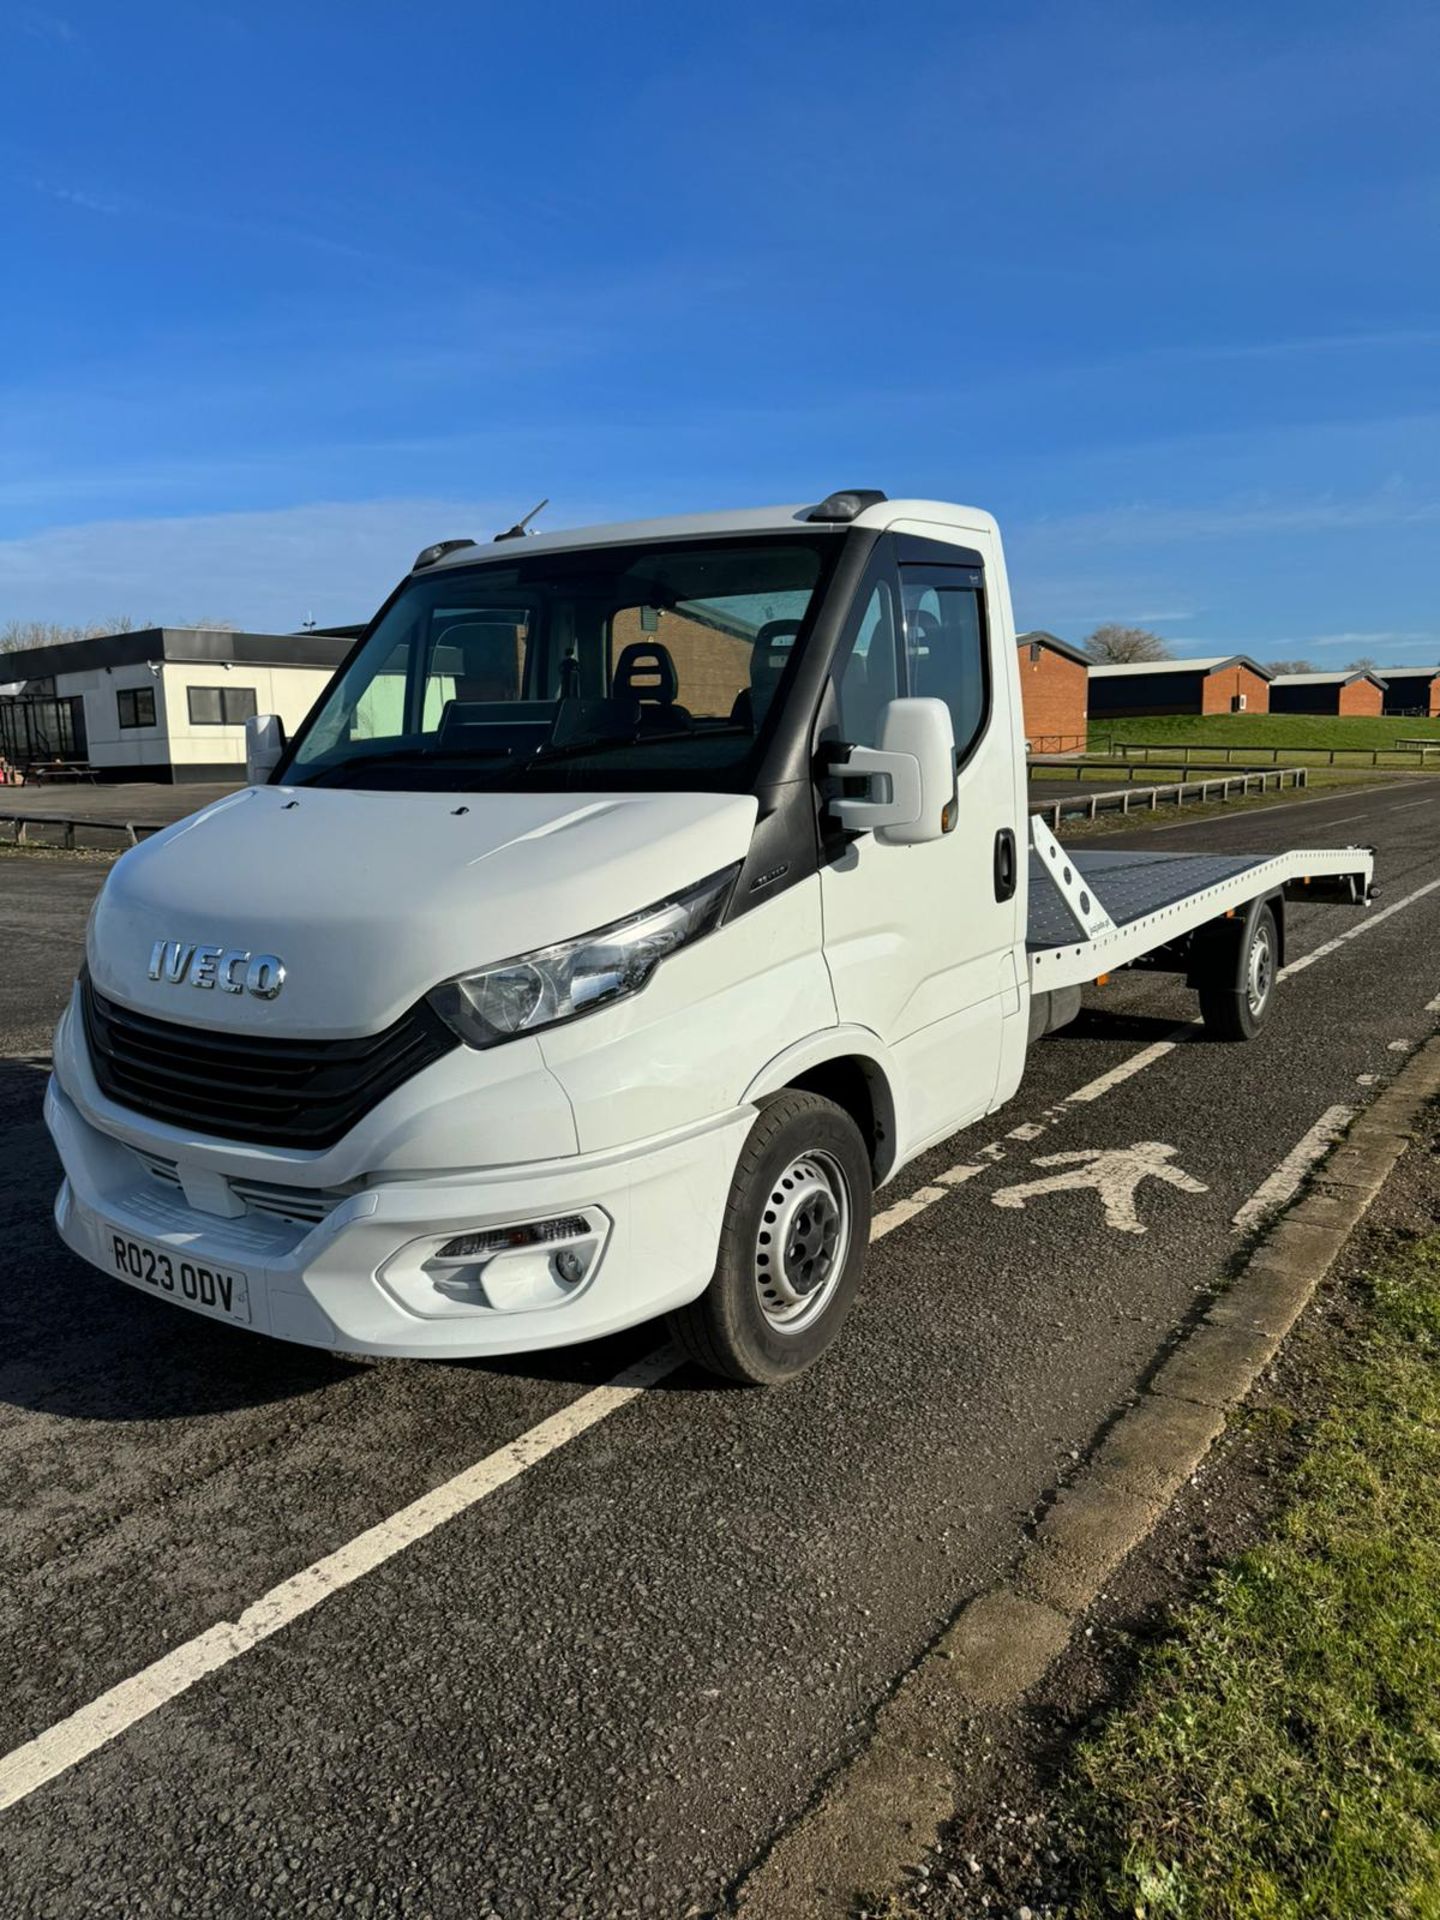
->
1064;1031;1191;1102
1231;1105;1354;1233
1278;875;1440;980
7;856;1440;1815
1391;798;1436;810
0;1348;679;1814
870;1185;952;1238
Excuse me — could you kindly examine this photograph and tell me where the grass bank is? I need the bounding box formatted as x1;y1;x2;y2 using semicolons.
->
1065;1227;1440;1920
1088;713;1440;767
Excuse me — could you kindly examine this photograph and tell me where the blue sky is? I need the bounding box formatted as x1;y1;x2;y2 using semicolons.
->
1;0;1437;662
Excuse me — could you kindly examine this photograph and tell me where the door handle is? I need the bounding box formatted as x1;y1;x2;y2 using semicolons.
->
994;827;1018;902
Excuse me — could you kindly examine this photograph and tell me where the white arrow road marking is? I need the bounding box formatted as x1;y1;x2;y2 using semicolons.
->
1231;1105;1354;1234
991;1141;1208;1235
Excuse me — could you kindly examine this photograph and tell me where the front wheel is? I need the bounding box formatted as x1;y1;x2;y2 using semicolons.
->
1198;900;1278;1041
666;1090;873;1384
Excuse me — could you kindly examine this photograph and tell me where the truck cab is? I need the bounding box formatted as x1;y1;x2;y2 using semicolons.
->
45;492;1371;1382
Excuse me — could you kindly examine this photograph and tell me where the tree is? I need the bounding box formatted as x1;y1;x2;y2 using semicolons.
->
1;615;147;654
1347;655;1379;672
1267;658;1317;674
0;614;239;656
1082;623;1173;664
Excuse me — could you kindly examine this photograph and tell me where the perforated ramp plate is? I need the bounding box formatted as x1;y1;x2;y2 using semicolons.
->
1027;847;1272;952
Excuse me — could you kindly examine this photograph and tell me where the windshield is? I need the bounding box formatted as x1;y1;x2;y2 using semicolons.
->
281;534;840;793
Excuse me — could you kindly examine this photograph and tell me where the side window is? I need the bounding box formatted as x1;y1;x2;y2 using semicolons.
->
900;567;988;763
831;577;900;746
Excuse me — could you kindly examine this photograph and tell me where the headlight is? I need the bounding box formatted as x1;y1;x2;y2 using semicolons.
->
427;864;739;1049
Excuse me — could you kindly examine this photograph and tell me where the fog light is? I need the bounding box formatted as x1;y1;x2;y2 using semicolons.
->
554;1247;587;1286
396;1207;611;1317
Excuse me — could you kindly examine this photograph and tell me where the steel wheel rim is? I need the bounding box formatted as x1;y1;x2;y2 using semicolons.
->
753;1148;851;1335
1247;920;1274;1015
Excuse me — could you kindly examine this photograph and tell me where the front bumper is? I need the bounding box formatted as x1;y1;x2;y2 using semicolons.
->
45;1077;749;1359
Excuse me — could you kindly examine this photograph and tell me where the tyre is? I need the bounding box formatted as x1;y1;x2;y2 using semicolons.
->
1198;900;1278;1041
667;1089;873;1385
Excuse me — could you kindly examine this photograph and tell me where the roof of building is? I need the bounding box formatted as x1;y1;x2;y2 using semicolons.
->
1270;670;1388;687
1087;654;1274;680
1371;664;1440;681
0;626;352;685
1016;629;1090;668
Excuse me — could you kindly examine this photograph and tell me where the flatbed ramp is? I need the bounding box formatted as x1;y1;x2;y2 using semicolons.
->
1026;825;1373;993
1027;848;1275;951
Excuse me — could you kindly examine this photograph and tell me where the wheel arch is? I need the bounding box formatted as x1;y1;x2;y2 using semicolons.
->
742;1030;901;1185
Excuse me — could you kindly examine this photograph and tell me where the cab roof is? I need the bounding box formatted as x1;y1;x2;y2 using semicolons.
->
418;498;997;574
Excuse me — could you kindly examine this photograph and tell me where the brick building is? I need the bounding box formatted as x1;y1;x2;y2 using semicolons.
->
1014;630;1089;751
1375;667;1440;718
1087;655;1272;720
1269;670;1387;717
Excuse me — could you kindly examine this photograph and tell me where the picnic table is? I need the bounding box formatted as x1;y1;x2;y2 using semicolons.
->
27;762;97;784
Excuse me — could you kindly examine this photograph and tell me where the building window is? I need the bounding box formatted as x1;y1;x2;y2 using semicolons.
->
117;687;157;729
187;685;259;726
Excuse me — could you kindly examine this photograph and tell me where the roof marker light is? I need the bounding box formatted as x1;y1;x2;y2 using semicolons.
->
413;538;477;571
806;489;888;523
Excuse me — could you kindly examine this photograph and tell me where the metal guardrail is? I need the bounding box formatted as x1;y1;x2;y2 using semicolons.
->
1024;732;1087;755
1030;754;1262;782
1028;766;1308;829
1;812;161;848
1105;738;1440;768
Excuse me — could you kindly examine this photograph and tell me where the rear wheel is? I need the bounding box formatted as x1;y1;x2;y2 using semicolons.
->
667;1090;873;1385
1198;900;1278;1041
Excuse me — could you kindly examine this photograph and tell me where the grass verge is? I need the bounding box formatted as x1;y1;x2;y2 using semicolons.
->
1064;1228;1440;1920
1087;713;1440;766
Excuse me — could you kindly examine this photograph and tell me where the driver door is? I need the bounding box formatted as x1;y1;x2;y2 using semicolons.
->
818;536;1023;1162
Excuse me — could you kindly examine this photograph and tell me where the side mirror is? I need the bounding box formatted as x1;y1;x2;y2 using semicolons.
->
827;697;957;845
245;713;286;786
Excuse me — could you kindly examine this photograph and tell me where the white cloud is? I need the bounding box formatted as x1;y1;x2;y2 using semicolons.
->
1018;489;1440;550
0;498;540;630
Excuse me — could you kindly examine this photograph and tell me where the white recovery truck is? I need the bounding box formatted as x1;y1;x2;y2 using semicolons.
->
47;493;1374;1382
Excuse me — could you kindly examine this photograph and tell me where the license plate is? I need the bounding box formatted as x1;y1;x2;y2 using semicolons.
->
107;1231;251;1325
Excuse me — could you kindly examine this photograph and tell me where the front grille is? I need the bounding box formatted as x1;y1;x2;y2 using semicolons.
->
81;970;458;1149
228;1174;362;1223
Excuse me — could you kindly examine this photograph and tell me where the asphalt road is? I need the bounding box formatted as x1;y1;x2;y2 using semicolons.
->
2;777;1438;1918
1;782;241;851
